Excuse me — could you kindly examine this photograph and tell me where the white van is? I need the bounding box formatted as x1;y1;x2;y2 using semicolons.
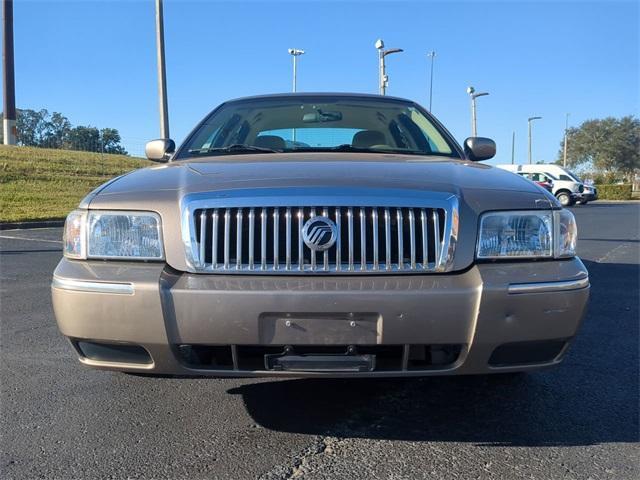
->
496;164;597;206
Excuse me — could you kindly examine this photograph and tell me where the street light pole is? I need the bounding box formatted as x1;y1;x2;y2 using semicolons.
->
2;0;16;145
293;54;296;92
528;116;542;164
467;86;489;137
563;113;570;168
378;45;384;95
375;39;403;95
511;131;515;165
288;48;305;92
427;50;436;111
155;0;170;139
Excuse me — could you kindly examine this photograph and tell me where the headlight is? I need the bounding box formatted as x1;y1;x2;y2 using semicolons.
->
477;209;576;259
63;210;164;260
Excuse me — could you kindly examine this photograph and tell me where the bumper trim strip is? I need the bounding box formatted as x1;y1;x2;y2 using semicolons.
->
508;276;589;295
52;277;135;295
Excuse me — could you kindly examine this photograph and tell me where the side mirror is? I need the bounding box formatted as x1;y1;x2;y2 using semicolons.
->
463;137;496;161
145;139;176;162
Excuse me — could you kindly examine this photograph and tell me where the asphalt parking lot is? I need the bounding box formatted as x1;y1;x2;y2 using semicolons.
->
1;202;638;480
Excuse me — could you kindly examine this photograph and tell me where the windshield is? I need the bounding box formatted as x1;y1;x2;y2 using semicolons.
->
565;170;582;182
177;95;460;159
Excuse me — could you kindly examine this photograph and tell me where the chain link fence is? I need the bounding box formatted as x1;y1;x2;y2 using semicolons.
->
1;138;150;184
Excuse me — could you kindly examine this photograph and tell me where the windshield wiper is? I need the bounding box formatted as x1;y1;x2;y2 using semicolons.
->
327;144;375;153
188;144;280;155
325;144;434;156
290;144;382;153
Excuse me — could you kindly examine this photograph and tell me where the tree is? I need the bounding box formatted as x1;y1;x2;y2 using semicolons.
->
43;112;72;148
100;128;127;155
8;108;71;148
558;116;640;178
65;125;100;151
16;108;49;146
1;108;128;155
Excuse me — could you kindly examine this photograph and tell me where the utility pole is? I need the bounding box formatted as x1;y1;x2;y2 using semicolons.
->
563;113;570;168
287;48;305;92
528;116;542;164
427;50;436;111
467;86;489;136
375;39;403;95
155;0;170;139
511;131;515;164
2;0;16;145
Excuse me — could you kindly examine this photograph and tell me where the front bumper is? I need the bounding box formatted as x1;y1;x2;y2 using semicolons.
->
578;190;598;202
52;258;589;377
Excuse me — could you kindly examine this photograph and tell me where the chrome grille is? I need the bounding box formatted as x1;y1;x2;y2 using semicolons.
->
186;204;456;274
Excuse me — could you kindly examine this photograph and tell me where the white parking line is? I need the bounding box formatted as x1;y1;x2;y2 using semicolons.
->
0;235;63;244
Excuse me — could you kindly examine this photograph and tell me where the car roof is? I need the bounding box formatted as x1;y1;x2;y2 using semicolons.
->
497;164;568;172
224;92;417;105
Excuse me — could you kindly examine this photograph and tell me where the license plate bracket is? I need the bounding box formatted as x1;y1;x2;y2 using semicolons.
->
265;353;376;372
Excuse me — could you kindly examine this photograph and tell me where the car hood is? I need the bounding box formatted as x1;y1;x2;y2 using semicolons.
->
88;153;552;211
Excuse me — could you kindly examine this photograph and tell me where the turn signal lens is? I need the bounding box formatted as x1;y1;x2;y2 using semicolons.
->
63;210;87;259
554;209;577;258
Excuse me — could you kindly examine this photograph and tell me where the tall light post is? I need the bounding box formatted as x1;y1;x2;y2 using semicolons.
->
467;86;489;136
528;116;542;164
427;50;436;111
3;0;16;145
288;48;305;93
375;39;403;95
155;0;169;139
563;113;570;168
511;131;515;164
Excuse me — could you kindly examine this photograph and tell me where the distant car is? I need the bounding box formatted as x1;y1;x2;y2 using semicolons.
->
534;180;553;193
533;180;553;194
512;171;558;196
497;164;597;206
52;93;589;378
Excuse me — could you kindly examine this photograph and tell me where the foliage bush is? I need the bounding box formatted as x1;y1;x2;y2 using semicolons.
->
592;172;623;184
594;184;633;200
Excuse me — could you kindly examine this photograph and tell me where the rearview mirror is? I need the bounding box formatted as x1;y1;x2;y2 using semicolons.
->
463;137;496;161
145;138;176;162
302;109;343;123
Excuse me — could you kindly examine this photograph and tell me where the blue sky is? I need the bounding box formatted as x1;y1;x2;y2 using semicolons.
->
8;0;639;163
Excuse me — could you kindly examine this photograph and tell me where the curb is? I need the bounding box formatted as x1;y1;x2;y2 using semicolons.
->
0;220;65;231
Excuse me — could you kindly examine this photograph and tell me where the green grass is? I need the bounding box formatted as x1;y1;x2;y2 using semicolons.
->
0;145;152;223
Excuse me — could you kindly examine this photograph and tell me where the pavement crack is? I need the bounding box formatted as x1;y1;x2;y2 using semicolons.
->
259;435;335;480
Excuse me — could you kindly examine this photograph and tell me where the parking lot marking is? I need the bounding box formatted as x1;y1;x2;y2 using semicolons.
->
0;235;63;244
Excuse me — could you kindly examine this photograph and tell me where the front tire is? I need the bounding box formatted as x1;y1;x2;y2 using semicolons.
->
556;191;574;207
